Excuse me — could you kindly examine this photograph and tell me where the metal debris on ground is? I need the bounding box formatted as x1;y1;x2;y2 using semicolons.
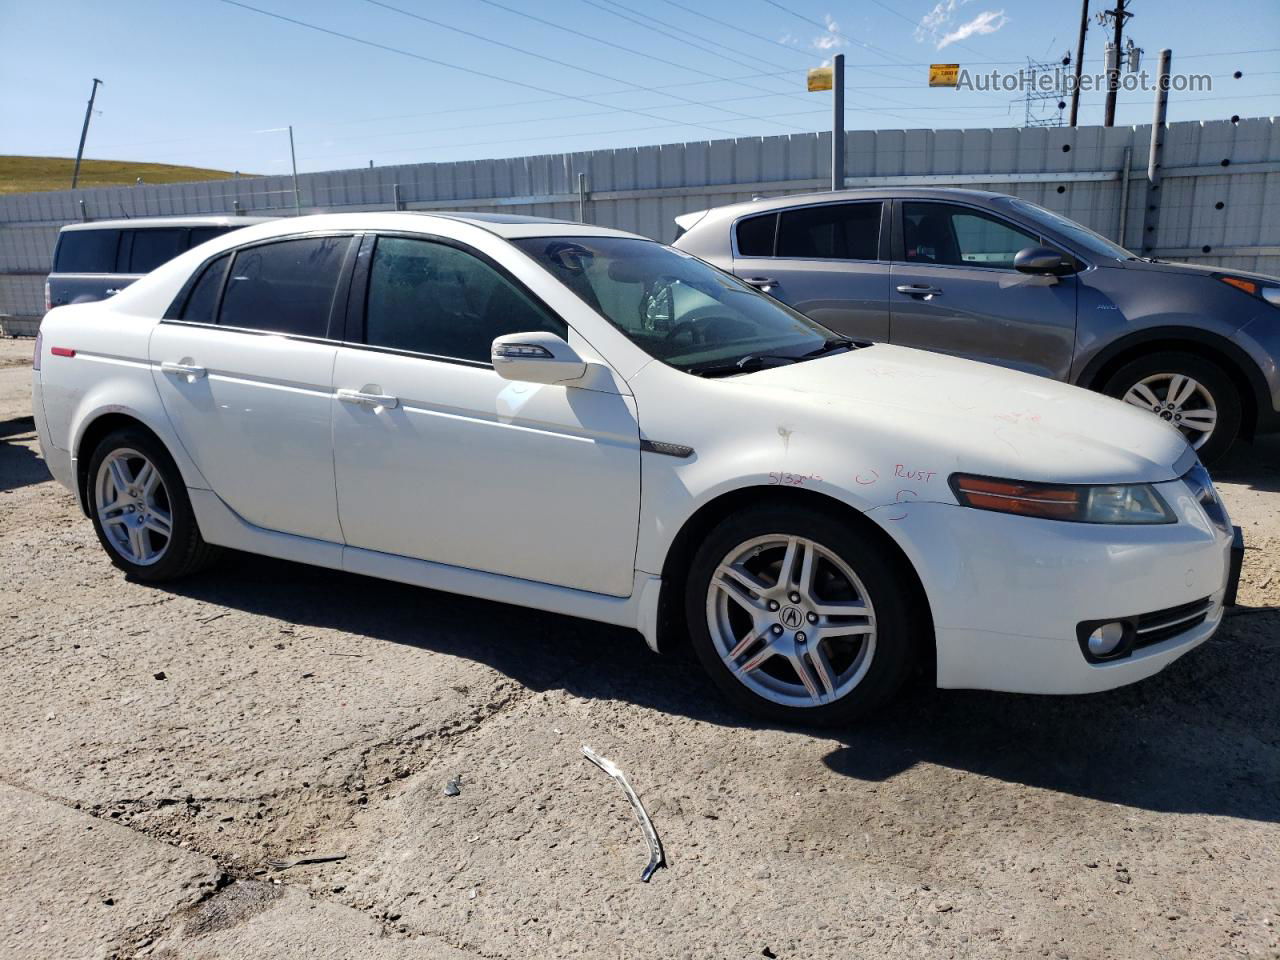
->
265;852;347;871
581;745;665;882
444;775;462;797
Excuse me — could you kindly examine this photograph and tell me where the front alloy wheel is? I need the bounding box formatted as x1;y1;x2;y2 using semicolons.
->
1121;373;1217;451
686;505;917;725
707;535;877;708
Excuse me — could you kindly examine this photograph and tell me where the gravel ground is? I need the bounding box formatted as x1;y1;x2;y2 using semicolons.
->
1;335;1277;959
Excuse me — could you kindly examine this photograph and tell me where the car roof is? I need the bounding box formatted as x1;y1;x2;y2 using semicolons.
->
173;211;648;242
59;215;277;232
677;187;1012;229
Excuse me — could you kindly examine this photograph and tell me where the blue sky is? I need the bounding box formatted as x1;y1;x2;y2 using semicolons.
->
2;0;1277;176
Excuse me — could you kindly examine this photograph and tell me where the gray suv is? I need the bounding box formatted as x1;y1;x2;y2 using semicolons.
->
46;216;273;312
673;188;1280;463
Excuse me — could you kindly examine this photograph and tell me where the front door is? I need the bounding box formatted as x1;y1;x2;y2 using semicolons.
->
731;200;892;342
888;200;1077;380
331;234;641;598
150;234;355;543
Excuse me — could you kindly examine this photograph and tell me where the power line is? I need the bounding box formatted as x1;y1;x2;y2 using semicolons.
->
213;0;744;138
361;0;814;133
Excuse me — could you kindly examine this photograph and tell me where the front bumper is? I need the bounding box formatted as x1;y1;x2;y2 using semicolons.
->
867;478;1236;696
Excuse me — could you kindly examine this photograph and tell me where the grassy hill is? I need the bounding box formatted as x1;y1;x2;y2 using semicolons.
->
0;156;252;195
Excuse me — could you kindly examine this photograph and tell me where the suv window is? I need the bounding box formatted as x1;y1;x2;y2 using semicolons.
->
219;236;349;338
735;213;777;257
129;229;187;273
54;229;121;273
189;226;229;248
902;202;1039;269
776;202;881;260
181;254;230;325
364;236;566;363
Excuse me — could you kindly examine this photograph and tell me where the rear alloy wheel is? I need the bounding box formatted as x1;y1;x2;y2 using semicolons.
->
686;505;915;725
1103;351;1241;465
87;428;220;581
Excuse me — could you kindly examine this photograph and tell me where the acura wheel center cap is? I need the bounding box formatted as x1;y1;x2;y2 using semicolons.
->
780;606;804;629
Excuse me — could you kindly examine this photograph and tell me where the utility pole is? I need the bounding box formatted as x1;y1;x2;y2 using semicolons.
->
288;124;301;216
1069;0;1088;126
831;53;845;190
1100;0;1131;127
71;78;104;189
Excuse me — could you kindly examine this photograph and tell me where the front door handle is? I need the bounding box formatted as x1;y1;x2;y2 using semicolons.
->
896;284;943;297
337;388;399;410
160;361;207;379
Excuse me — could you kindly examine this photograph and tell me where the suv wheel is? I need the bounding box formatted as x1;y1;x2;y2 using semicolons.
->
685;504;916;725
87;428;221;581
1103;351;1241;464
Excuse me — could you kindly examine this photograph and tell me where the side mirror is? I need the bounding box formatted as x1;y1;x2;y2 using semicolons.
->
1014;245;1073;275
491;331;587;385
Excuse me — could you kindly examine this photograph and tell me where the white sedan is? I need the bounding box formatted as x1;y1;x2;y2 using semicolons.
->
31;213;1242;724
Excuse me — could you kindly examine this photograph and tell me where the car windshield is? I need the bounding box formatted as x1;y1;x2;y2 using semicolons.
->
512;236;846;375
1007;198;1134;261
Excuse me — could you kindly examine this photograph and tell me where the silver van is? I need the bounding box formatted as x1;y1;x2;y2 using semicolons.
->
46;216;273;312
673;188;1280;463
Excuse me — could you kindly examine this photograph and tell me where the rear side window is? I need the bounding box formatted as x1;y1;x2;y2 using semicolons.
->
219;236;349;338
776;202;881;260
181;254;230;325
364;236;566;363
128;229;187;273
189;226;229;248
735;213;777;256
54;229;121;273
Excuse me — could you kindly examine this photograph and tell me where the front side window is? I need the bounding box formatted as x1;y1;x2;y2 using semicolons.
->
129;229;187;273
54;229;120;273
1008;198;1131;261
514;236;840;375
218;236;349;338
364;236;566;363
902;202;1039;269
776;202;881;260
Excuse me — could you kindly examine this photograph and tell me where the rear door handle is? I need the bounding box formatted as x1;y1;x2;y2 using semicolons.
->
896;284;943;297
160;361;207;379
337;388;399;410
743;277;780;290
104;288;122;296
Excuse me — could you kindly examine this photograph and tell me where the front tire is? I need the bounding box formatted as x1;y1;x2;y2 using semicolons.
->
1103;351;1241;464
685;504;916;726
86;427;220;582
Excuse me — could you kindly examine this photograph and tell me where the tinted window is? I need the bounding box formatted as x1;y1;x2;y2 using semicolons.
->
54;229;121;273
128;229;187;273
903;202;1039;269
219;236;349;337
735;213;777;256
189;226;230;249
776;202;881;260
182;254;230;325
365;236;566;363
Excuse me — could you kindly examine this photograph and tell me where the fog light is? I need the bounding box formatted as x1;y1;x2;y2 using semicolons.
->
1087;622;1126;657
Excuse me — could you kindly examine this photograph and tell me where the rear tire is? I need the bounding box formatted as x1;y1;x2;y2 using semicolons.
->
1102;351;1241;465
86;427;220;582
684;504;916;726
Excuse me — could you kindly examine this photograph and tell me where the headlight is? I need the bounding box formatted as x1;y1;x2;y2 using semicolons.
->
949;474;1175;524
1218;274;1280;307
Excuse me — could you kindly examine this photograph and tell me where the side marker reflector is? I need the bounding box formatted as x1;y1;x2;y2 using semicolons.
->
50;347;76;357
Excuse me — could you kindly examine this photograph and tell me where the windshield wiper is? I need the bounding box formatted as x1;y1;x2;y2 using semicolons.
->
803;337;858;357
688;338;863;378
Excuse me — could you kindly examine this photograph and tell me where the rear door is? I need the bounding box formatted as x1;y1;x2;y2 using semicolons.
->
150;233;356;543
729;200;892;341
888;200;1078;380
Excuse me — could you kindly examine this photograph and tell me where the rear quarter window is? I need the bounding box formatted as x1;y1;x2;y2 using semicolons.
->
53;229;121;273
735;213;777;257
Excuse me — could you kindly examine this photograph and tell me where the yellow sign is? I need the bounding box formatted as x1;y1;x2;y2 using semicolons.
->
807;66;834;92
929;63;960;87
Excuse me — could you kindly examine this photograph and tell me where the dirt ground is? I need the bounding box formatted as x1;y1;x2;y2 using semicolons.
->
1;335;1277;960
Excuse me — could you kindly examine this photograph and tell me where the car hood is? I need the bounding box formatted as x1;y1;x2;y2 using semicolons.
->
739;345;1192;485
1114;258;1280;284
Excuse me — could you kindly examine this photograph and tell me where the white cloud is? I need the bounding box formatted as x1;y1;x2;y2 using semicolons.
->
813;14;847;51
937;9;1008;49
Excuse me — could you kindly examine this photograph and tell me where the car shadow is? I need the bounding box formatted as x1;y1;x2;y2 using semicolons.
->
0;416;51;492
1215;433;1280;493
154;549;1280;825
